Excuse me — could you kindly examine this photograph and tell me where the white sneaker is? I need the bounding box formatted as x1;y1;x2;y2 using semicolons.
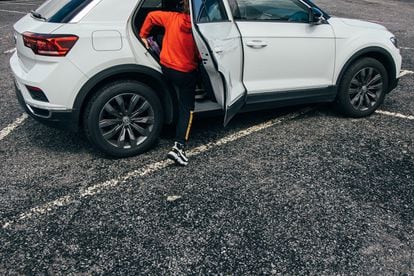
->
167;142;188;166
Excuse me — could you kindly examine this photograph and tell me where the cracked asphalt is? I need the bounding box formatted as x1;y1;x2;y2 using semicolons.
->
0;0;413;274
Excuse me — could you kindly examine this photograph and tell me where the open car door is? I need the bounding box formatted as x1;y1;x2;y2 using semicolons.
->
190;0;246;126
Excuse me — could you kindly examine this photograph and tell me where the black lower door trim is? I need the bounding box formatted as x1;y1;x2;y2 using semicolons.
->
244;86;337;111
224;94;246;126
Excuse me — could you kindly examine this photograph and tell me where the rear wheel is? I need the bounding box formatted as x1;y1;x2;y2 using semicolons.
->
335;57;388;117
84;81;163;157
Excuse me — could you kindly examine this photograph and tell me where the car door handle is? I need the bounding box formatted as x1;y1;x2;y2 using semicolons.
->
246;40;268;49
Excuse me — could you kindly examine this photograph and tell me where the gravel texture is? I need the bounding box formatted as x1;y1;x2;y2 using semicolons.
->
0;0;413;274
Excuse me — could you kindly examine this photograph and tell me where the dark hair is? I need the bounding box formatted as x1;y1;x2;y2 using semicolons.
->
182;0;190;14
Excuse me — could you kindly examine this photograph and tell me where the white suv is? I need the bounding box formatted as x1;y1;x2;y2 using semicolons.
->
10;0;402;157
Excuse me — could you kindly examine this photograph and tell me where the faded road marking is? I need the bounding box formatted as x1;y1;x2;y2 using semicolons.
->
400;70;414;78
0;9;27;14
3;48;16;54
376;110;414;120
0;113;28;142
1;108;312;229
0;2;37;6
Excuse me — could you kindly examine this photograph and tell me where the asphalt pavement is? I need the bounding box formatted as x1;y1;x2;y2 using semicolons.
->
0;0;413;274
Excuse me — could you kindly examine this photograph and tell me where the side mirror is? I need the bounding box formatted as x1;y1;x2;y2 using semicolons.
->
310;7;325;25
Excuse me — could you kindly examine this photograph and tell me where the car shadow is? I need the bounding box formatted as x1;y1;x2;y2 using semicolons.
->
23;103;332;159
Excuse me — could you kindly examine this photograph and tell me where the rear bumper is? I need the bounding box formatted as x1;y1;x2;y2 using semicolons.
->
15;82;78;131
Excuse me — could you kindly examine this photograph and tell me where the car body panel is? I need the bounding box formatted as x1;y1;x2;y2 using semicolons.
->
329;17;402;82
10;52;88;110
236;21;336;94
196;21;246;125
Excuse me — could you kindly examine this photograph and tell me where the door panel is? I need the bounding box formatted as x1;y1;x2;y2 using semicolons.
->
192;27;226;108
190;0;246;125
237;21;336;94
197;23;245;106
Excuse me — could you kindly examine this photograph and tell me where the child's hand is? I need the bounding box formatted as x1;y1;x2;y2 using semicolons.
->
141;37;150;49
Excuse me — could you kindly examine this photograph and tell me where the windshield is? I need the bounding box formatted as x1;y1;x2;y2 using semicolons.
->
35;0;93;23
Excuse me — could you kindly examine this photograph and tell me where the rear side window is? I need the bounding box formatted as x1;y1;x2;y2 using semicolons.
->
192;0;228;23
35;0;93;23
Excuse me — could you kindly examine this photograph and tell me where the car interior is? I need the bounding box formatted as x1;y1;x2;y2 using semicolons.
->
235;2;310;22
133;0;222;113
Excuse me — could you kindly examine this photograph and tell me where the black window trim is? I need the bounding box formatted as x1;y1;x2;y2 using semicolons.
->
234;19;314;24
196;19;232;24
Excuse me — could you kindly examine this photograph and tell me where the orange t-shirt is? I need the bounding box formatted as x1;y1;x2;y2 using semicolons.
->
140;11;200;73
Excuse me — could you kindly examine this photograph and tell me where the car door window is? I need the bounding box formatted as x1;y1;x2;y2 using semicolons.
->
233;0;310;23
193;0;228;23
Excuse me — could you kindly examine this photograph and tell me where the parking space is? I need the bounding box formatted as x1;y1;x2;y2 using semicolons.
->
0;1;42;130
0;0;413;274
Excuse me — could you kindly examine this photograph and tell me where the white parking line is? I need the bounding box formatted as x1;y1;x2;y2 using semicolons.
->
401;47;414;50
0;9;27;14
1;108;312;229
376;110;414;120
0;113;28;142
3;47;16;54
400;70;414;78
0;2;37;6
367;20;385;24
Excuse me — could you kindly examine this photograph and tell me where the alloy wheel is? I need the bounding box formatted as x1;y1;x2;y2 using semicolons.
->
98;93;155;149
348;67;383;111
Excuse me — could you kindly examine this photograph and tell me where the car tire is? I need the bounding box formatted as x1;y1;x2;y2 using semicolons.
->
335;57;388;117
83;81;164;157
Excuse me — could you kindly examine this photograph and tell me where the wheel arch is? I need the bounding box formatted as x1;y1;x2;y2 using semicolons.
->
73;64;177;129
336;46;397;92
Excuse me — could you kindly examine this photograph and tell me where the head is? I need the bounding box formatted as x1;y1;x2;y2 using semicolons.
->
181;0;190;14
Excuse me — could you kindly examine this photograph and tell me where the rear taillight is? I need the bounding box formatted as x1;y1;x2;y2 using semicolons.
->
22;32;78;57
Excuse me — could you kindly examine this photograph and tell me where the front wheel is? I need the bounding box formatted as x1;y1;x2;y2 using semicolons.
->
83;81;164;157
335;57;388;117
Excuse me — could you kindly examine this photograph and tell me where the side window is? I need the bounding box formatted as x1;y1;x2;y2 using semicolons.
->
234;0;310;23
193;0;228;23
142;0;162;8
